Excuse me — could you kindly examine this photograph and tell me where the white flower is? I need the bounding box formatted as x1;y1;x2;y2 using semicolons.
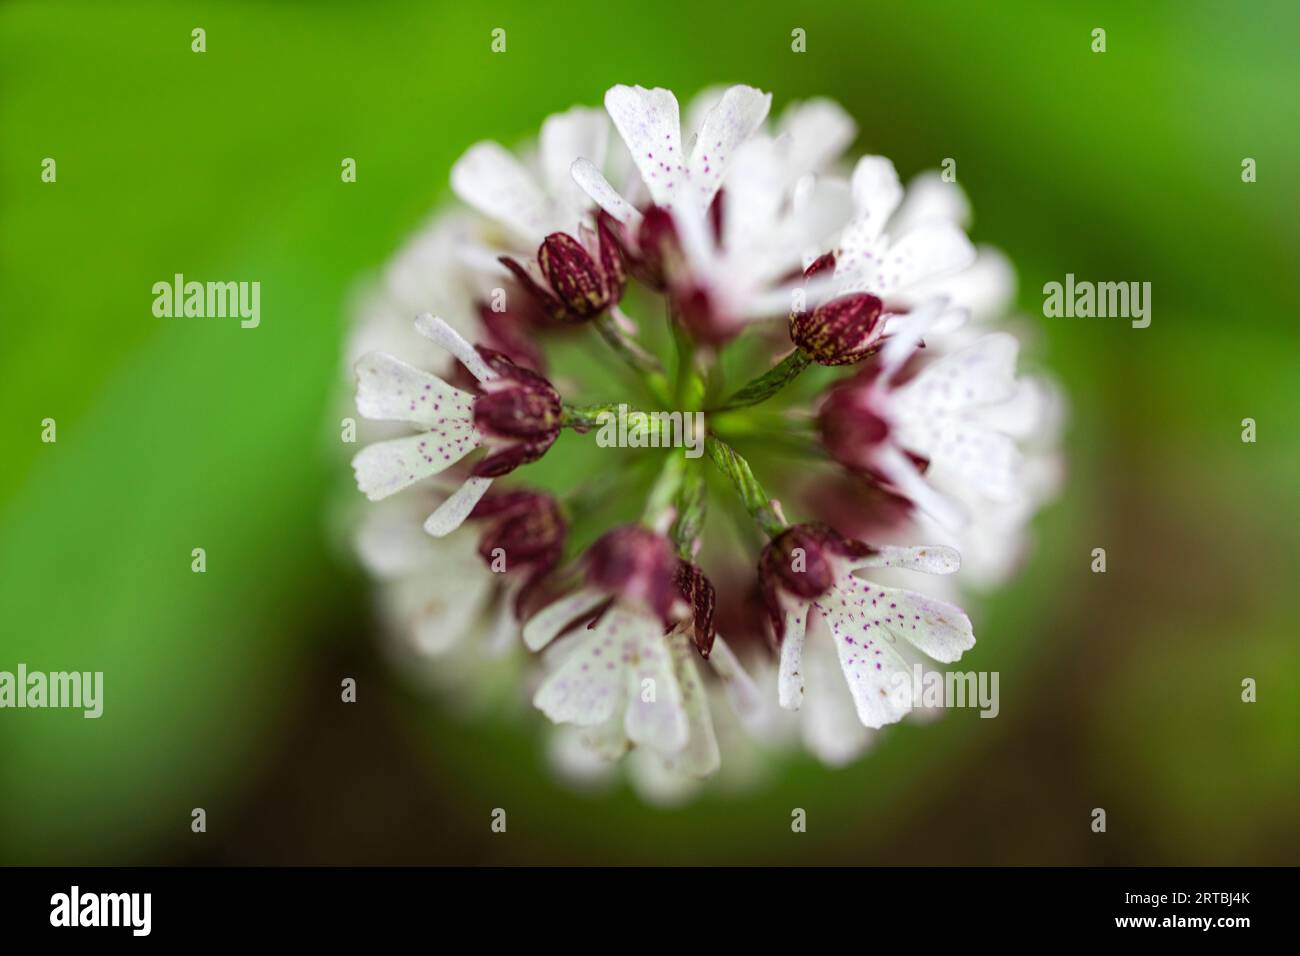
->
773;543;974;730
451;105;623;249
828;156;977;313
525;597;720;775
348;314;556;538
573;84;857;340
355;491;502;657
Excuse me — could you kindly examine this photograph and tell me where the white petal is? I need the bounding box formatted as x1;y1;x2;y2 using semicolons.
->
849;155;904;241
354;351;476;427
385;537;495;656
874;443;965;531
354;492;441;577
834;575;974;664
450;141;556;243
351;430;480;501
849;544;962;575
707;635;763;725
870;221;976;297
800;628;876;765
622;614;689;756
604;84;685;206
664;634;720;776
721;136;786;253
423;475;493;537
895;332;1020;413
687;85;772;206
624;749;703;808
570;157;642;226
523;586;607;651
777;602;811;710
777;98;857;180
483;581;522;657
891;170;971;233
908;245;1016;323
878;298;949;381
813;579;917;729
532;616;629;727
414;312;496;384
539;106;609;220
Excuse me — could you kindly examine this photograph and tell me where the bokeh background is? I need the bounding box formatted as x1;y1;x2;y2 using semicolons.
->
2;0;1297;865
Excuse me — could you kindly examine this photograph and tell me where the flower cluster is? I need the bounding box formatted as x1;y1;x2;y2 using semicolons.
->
342;83;1063;802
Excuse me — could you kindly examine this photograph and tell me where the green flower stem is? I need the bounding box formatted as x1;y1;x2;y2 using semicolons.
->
560;402;622;429
704;435;785;538
711;349;812;413
669;459;707;559
643;452;685;526
593;313;672;405
560;402;683;444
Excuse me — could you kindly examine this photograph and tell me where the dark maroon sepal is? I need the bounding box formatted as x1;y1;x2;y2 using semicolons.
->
790;293;885;366
673;561;717;657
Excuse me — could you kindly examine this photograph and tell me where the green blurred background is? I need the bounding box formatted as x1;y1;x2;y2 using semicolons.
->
2;0;1297;865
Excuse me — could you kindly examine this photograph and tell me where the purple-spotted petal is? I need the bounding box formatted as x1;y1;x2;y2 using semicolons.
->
354;351;475;427
351;428;481;501
622;615;689;755
450;141;555;243
777;602;811;710
604;85;685;207
688;84;772;207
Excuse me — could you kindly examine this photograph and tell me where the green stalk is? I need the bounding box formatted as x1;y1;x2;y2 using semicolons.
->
710;349;812;413
669;459;707;559
704;435;785;538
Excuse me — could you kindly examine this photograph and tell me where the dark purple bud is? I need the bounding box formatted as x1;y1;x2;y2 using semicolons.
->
584;525;679;625
596;211;627;302
673;561;716;657
790;292;885;366
499;255;566;323
470;489;567;616
539;232;613;322
817;378;891;472
472;350;562;440
632;205;679;289
476;491;567;566
672;282;741;347
471;440;554;478
467;349;562;476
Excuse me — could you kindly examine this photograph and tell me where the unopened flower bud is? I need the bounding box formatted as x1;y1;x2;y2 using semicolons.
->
584;525;679;625
790;292;885;366
817;377;892;472
470;350;562;477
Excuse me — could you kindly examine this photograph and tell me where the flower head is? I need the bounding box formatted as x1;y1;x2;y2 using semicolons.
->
342;80;1064;798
